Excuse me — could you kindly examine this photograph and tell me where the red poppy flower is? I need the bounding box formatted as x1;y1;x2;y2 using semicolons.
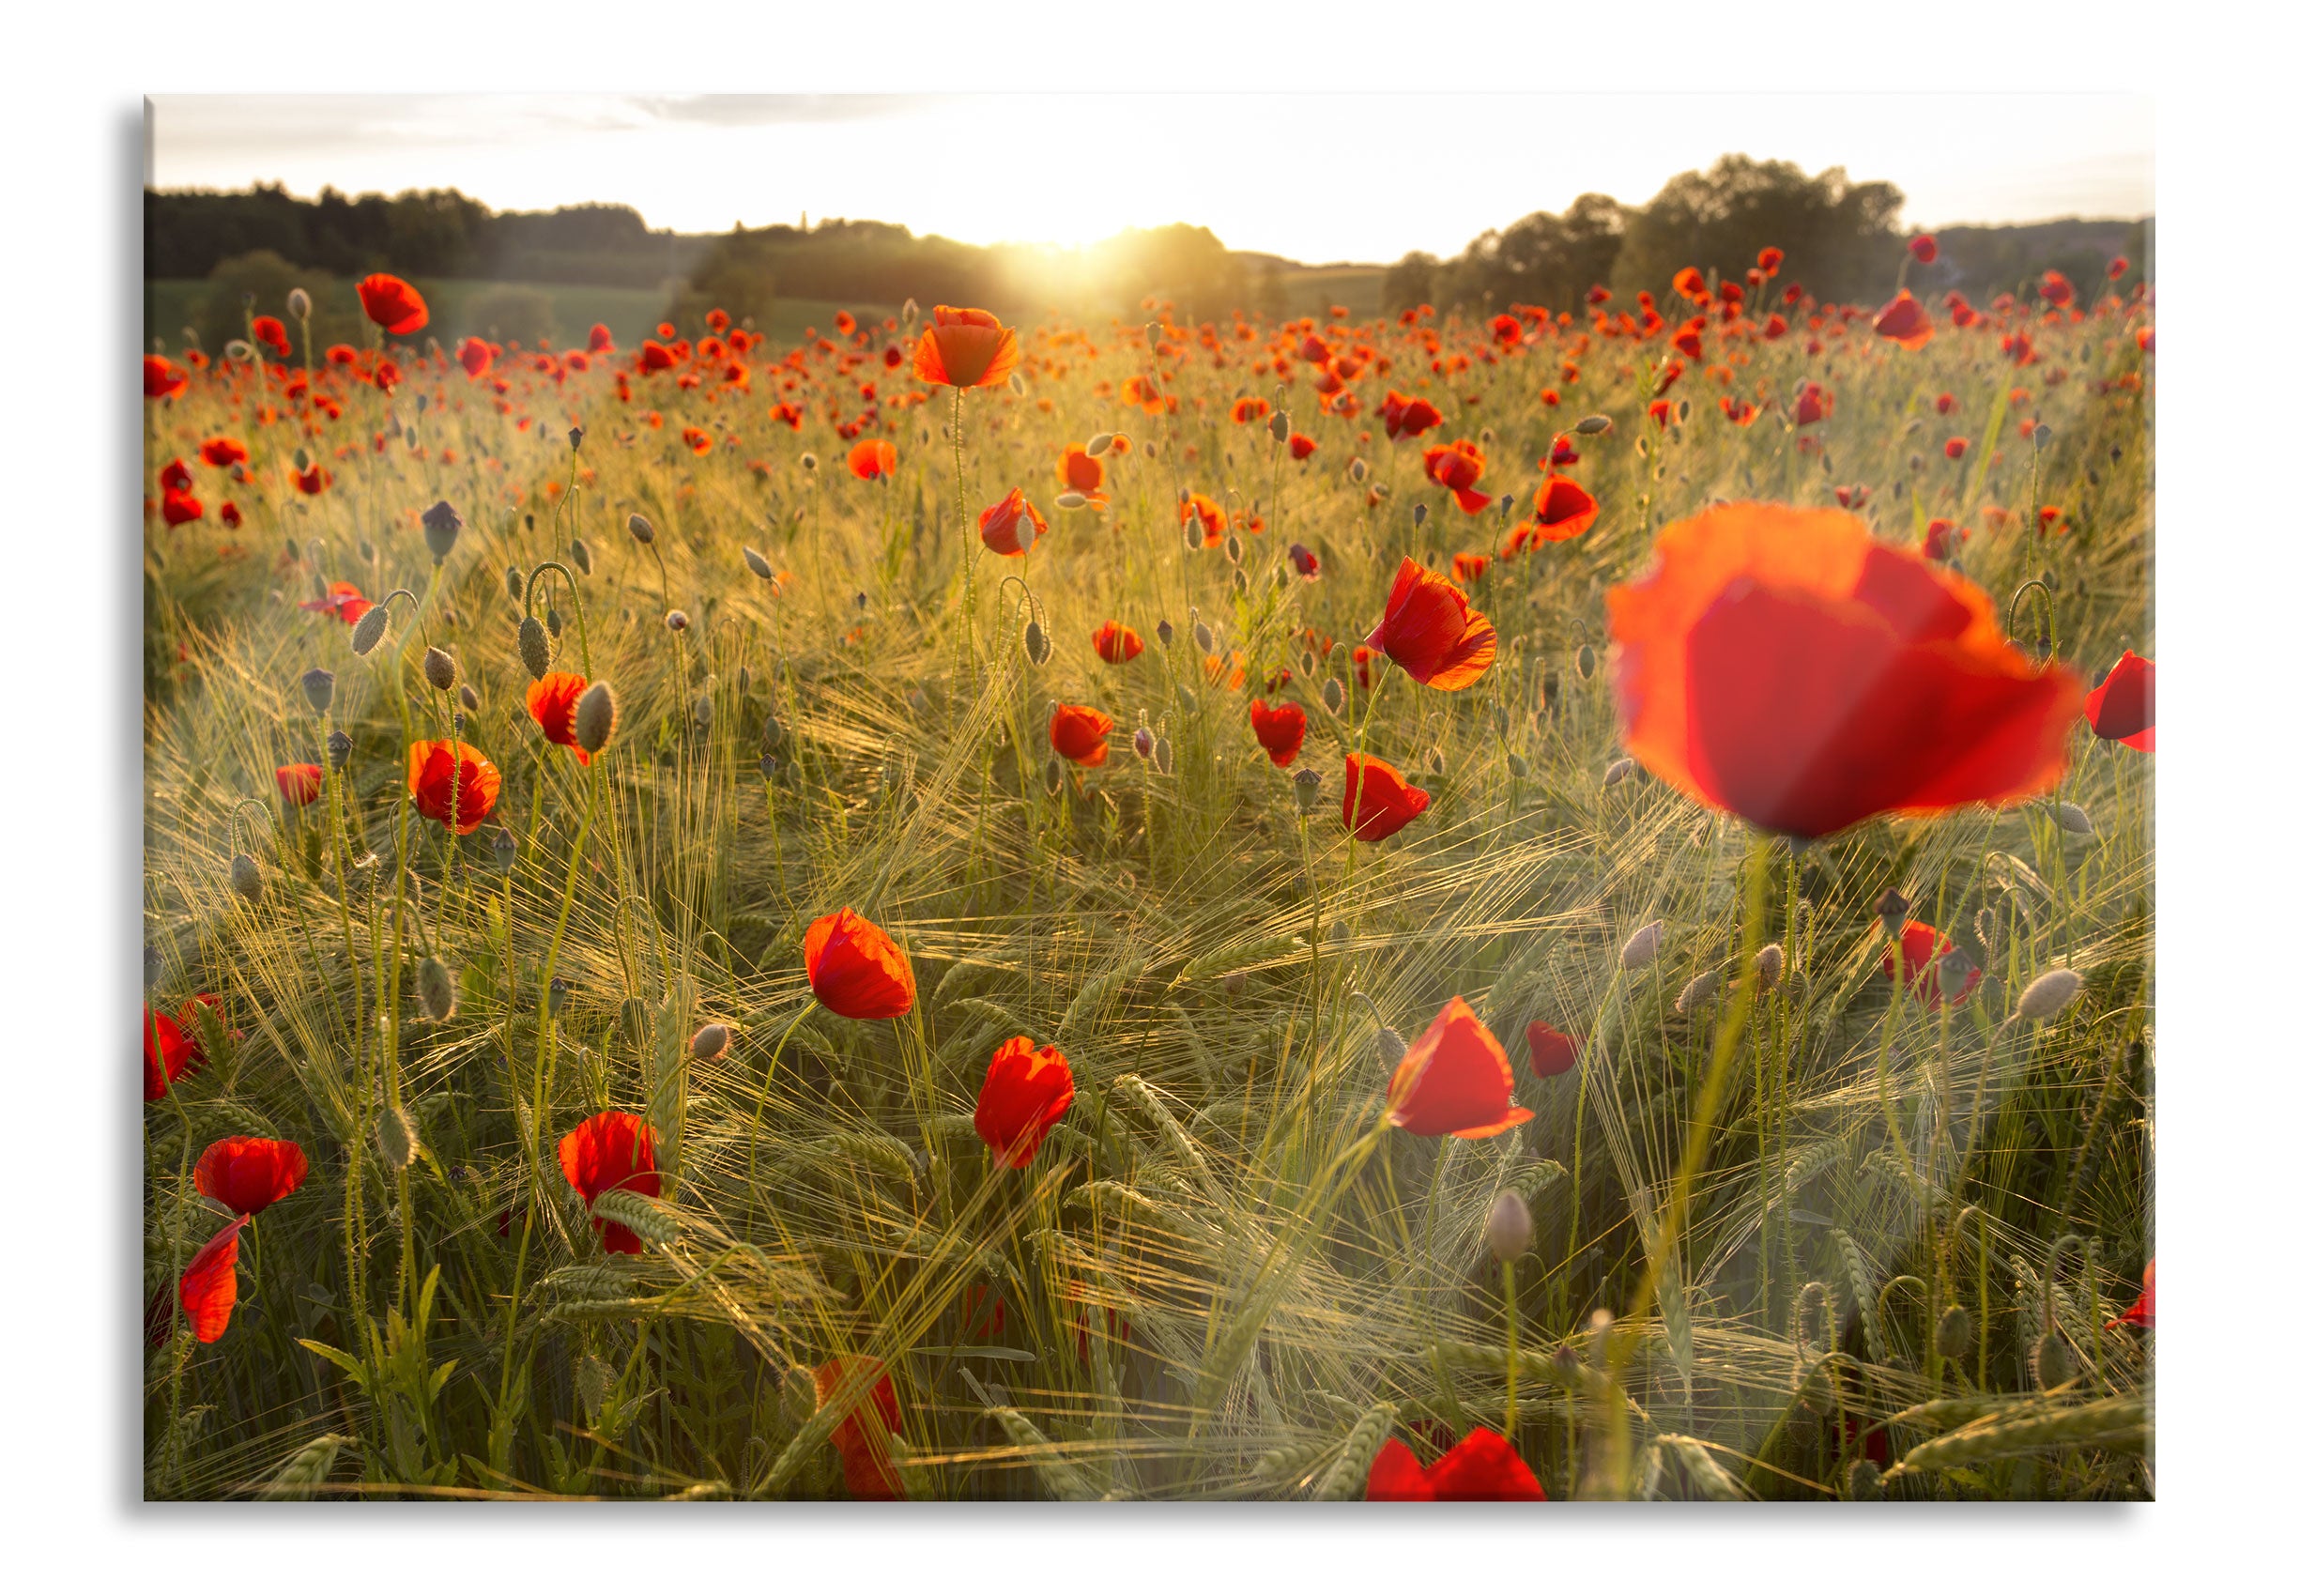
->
1289;543;1321;578
1288;433;1318;461
1341;752;1430;842
1452;552;1490;583
356;273;429;336
974;1036;1077;1170
300;581;373;625
1606;503;2083;840
1872;291;1934;351
1366;1429;1547;1501
1365;557;1496;690
1757;247;1785;274
1050;703;1114;766
1793;385;1832;428
199;436;250;468
1909;235;1939;265
527;671;592;765
406;740;502;835
1524;1021;1580;1080
913;306;1020;390
1530;474;1599;542
556;1111;661;1254
193;1137;309;1217
2038;269;2075;308
1387;997;1533;1140
848;438;897;480
220;500;243;529
1884;920;1980;1008
252;315;291;356
143;1005;197;1102
2113;1259;2154;1329
161;487;205;526
275;763;325;806
1230;396;1271;424
180;1217;250;1343
1420;438;1493;514
145;354;189;400
979;488;1047;556
815;1357;904;1499
1093;621;1143;664
1379;390;1444;440
1056;443;1108;505
805;907;915;1020
1944;437;1970;461
294;464;331;496
1924;519;1969;560
1250;698;1308;767
588;323;615;352
2083;651;2154;751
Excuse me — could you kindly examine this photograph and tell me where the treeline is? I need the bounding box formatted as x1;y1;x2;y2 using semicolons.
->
1385;155;2153;315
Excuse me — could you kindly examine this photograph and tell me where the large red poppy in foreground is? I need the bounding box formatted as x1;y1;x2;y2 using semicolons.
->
974;1036;1076;1170
194;1137;310;1216
805;907;915;1020
1365;1428;1547;1500
1365;558;1495;690
814;1357;904;1499
406;741;502;835
357;273;429;336
1607;504;2081;840
1387;997;1534;1140
912;306;1020;390
556;1111;661;1254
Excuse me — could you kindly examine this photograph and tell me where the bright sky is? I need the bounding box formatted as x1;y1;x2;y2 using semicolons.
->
148;93;2153;266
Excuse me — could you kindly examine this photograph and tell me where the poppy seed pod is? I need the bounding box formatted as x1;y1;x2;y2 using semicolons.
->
743;546;775;581
505;566;524;604
326;729;352;772
2016;968;2083;1022
416;956;456;1021
575;680;618;754
230;852;264;905
1024;619;1051;666
1323;679;1345;714
349;604;391;657
422;647;458;694
689;1022;731;1062
376;1102;420;1172
1294;768;1324;811
286;286;311;320
627;513;654;545
517;616;551;681
570;538;592;575
666;610;690;633
421;499;462;562
758;753;779;780
1876;888;1910;940
1484;1190;1532;1265
300;667;335;714
1620;920;1664;970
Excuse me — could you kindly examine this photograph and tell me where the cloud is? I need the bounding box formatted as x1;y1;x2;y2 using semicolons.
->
625;94;922;127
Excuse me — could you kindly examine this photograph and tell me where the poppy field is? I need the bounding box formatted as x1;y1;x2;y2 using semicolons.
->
140;244;2154;1502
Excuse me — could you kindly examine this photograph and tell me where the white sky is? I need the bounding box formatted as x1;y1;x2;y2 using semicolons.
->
148;93;2152;266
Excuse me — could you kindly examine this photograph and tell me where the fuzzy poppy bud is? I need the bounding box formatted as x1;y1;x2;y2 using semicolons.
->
1373;1026;1408;1070
1603;756;1637;788
570;538;592;575
349;604;391;657
1755;943;1785;993
2016;968;2082;1022
376;1102;420;1171
547;976;571;1017
1574;643;1598;680
326;729;351;771
666;609;691;633
286;287;311;320
460;683;480;714
1936;1303;1972;1360
1193;620;1216;655
761;714;786;749
691;694;713;733
575;681;618;754
743;546;775;581
1507;751;1529;778
421;499;462;562
1413;502;1429;529
1087;432;1114;457
1268;409;1290;443
2032;424;2053;449
1157;619;1174;649
1484;1190;1532;1265
1876;888;1910;940
422;647;458;694
505;566;524;604
1620;920;1664;970
627;513;658;545
417;956;456;1021
492;827;516;869
517;616;551;681
1293;768;1323;811
689;1022;731;1062
300;667;335;714
1574;414;1613;436
1845;1459;1882;1501
230;852;264;905
1223;533;1243;566
547;606;564;639
1056;491;1089;510
1153;735;1173;775
1675;969;1720;1014
2030;1328;2074;1389
2051;801;2093;836
1024;619;1051;666
1133;727;1155;761
1497;494;1514;521
1349;456;1368;483
1323;679;1345;714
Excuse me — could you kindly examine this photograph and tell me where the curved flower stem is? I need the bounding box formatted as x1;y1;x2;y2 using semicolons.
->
745;999;820;1193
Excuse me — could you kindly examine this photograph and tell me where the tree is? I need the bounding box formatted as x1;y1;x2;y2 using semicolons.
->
1382;252;1439;317
1610;155;1904;304
664;224;776;337
1435;192;1628;314
188;250;359;362
463;284;559;348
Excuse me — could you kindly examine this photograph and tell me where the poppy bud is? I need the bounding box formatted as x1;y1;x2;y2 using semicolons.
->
1413;502;1429;529
1936;1303;1972;1360
2051;801;2093;836
1755;943;1785;993
1181;516;1200;553
1575;415;1613;436
350;604;391;657
287;287;311;320
1055;492;1090;511
517;616;551;681
1498;494;1514;521
1193;621;1216;655
417;956;456;1021
1087;432;1114;456
230;852;264;905
291;449;310;475
570;538;593;575
1157;619;1174;649
1603;756;1637;788
800;451;820;474
1674;969;1720;1014
1130;727;1154;761
689;1022;731;1062
1373;1025;1408;1070
1876;888;1910;940
2016;968;2082;1022
1153;735;1173;775
300;667;335;714
505;566;524;604
691;694;714;733
667;609;691;633
1349;457;1369;483
376;1101;420;1172
327;729;352;771
1044;753;1066;795
1294;768;1323;811
2030;1327;2074;1389
1428;748;1447;777
1845;1459;1882;1501
575;681;619;754
628;513;654;545
1269;409;1290;443
1574;644;1597;680
422;647;458;693
744;546;776;581
1507;751;1529;779
1323;679;1345;714
1024;619;1050;666
548;976;571;1016
492;827;516;869
1484;1190;1532;1265
547;606;564;639
421;499;463;562
2032;424;2053;448
1620;920;1664;970
1795;1281;1832;1347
